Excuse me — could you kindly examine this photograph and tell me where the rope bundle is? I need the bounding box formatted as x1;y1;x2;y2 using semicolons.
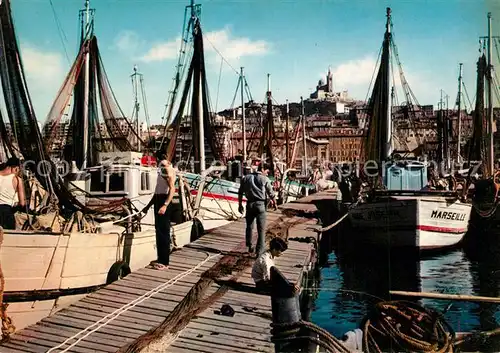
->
271;320;351;353
362;300;454;353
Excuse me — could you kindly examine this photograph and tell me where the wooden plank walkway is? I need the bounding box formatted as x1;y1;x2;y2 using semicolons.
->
0;209;319;353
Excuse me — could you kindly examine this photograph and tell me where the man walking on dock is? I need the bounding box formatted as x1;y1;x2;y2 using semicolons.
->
238;162;276;255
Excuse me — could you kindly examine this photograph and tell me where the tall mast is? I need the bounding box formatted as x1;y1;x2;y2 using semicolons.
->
81;0;91;169
487;12;494;173
240;67;247;163
266;73;272;162
382;7;392;160
301;96;307;175
445;92;450;171
131;65;141;151
285;99;290;168
457;63;463;164
190;0;204;172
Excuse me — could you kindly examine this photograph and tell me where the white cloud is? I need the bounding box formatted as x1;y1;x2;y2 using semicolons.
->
20;44;65;119
113;30;143;54
330;56;378;89
140;36;181;62
21;44;64;85
204;27;269;60
140;26;270;63
322;56;438;104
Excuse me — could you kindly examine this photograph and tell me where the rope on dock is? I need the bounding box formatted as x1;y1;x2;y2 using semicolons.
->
120;216;310;353
118;252;253;353
361;300;454;353
45;251;217;353
0;227;15;342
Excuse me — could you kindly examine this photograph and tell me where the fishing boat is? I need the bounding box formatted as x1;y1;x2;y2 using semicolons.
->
464;12;500;247
0;0;207;332
347;8;471;252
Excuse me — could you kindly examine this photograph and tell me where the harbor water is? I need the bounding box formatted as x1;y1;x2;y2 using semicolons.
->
310;243;500;339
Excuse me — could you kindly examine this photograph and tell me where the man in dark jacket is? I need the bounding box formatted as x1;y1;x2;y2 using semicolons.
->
238;163;276;255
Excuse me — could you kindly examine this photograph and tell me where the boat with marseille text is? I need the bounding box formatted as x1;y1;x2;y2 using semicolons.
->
347;8;471;252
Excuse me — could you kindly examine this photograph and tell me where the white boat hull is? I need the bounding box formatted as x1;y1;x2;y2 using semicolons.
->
1;220;193;331
348;196;472;250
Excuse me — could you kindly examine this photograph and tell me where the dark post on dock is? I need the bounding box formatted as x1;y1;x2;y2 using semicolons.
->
270;266;302;352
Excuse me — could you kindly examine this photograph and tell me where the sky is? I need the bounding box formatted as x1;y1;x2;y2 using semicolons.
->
10;0;500;125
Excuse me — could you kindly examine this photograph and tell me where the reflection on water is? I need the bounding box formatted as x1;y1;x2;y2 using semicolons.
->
311;245;500;341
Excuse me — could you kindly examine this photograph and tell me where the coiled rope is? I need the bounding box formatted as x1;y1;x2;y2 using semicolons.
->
271;320;351;353
362;300;454;353
45;251;218;353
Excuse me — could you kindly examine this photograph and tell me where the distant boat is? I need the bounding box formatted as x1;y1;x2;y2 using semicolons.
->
347;8;471;252
465;12;500;247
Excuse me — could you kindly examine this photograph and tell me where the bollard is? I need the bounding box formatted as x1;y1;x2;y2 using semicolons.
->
270;266;302;352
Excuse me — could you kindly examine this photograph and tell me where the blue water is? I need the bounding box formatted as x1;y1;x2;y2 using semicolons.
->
310;248;500;337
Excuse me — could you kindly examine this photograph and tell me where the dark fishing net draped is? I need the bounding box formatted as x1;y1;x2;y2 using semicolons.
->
43;35;142;170
257;92;276;174
0;1;54;189
363;28;391;165
468;54;487;172
0;0;89;210
163;20;224;171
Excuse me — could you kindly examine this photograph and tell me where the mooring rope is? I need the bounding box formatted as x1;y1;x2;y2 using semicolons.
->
45;251;218;353
362;300;454;353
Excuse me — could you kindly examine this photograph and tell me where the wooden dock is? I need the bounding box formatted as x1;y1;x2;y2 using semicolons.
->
0;209;320;353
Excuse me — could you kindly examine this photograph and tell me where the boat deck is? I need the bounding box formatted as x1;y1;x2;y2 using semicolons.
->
0;206;320;353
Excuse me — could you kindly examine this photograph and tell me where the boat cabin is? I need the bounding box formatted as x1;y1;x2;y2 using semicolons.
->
70;152;185;225
383;161;428;190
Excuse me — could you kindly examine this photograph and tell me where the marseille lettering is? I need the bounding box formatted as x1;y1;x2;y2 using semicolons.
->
352;209;400;220
430;210;466;221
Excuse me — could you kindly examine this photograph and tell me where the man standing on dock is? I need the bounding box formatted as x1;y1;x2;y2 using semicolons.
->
142;153;176;270
238;162;276;255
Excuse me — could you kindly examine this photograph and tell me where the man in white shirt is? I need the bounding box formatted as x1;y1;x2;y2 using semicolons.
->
252;237;299;293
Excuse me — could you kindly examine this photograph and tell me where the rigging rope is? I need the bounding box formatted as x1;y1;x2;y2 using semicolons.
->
45;251;217;353
48;0;70;64
215;56;223;112
202;33;239;75
461;81;474;113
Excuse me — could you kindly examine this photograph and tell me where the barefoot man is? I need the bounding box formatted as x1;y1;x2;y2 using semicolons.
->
143;154;176;270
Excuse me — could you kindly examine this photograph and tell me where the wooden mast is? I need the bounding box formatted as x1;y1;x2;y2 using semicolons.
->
487;12;494;174
81;0;91;169
301;96;307;175
240;67;247;163
382;7;392;161
457;63;463;164
285;99;290;168
131;65;141;151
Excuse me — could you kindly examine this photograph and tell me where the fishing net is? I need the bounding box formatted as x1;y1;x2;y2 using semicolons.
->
162;19;224;170
44;35;142;170
0;0;82;210
468;54;487;170
363;30;391;166
119;215;310;353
